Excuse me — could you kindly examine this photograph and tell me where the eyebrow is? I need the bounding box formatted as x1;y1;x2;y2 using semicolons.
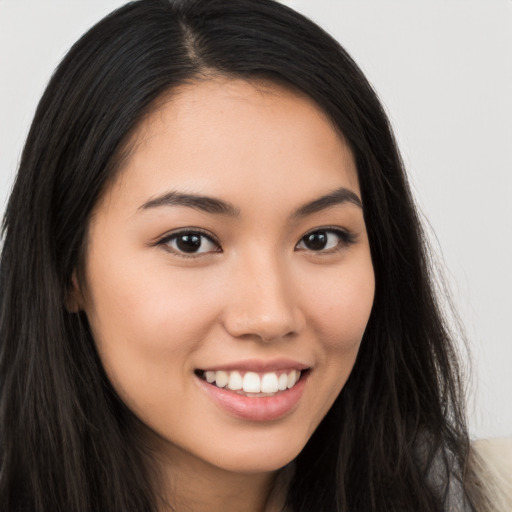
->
139;191;241;216
292;187;362;218
138;186;362;218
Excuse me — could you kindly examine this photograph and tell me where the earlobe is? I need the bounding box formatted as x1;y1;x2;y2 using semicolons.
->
65;272;84;313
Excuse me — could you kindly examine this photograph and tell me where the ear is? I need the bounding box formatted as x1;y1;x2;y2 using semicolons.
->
65;271;84;313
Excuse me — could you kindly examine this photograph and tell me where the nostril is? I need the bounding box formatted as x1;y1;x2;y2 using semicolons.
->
220;281;304;342
222;313;303;343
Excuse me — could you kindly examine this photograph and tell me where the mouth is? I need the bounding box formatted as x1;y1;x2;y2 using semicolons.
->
194;368;308;397
195;363;311;421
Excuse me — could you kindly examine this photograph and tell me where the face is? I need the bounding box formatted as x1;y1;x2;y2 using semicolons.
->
76;78;374;475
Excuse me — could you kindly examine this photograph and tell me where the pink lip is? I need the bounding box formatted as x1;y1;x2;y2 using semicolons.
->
199;358;310;373
196;370;309;422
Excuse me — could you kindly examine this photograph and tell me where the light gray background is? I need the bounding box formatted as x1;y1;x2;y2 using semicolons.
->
1;0;511;438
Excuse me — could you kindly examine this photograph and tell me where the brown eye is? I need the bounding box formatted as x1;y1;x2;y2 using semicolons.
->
296;229;354;252
175;234;203;253
161;231;220;255
302;231;329;251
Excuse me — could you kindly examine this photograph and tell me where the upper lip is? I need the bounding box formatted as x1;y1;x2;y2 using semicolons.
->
198;358;311;373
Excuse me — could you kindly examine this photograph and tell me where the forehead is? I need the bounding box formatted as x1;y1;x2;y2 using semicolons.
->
100;77;360;215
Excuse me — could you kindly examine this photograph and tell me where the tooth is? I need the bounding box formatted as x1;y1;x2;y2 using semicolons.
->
287;370;297;389
278;373;288;391
205;371;216;383
227;371;243;390
243;372;261;393
261;372;279;393
215;370;228;388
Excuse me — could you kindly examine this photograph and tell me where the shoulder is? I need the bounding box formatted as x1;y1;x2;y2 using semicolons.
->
467;437;512;512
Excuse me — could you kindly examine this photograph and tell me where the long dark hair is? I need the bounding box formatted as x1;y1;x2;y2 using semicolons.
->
0;0;475;510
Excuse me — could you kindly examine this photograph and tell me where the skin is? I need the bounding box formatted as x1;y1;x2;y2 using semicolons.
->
74;78;375;512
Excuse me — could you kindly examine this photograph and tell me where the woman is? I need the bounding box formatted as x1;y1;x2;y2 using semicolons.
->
0;0;491;510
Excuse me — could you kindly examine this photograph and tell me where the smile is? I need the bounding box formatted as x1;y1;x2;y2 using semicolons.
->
196;369;303;396
196;367;310;421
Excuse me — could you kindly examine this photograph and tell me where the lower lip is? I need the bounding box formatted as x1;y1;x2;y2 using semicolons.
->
197;372;309;422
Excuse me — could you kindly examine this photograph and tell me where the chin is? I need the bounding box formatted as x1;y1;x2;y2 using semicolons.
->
204;429;309;475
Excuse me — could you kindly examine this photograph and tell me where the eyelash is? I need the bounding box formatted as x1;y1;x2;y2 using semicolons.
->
156;229;221;259
295;227;357;254
156;227;356;258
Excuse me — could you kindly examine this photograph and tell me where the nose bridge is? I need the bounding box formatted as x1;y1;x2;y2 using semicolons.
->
223;247;303;342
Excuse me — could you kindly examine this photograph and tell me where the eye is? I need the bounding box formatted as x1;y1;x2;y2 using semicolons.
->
158;230;221;256
295;228;355;252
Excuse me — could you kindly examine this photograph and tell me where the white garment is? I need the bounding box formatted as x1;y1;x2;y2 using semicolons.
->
469;438;512;512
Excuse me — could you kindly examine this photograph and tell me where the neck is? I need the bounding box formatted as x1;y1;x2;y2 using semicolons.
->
162;464;277;512
142;432;285;512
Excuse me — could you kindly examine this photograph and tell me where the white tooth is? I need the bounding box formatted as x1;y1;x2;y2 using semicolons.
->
287;370;297;389
278;373;288;391
227;371;243;390
215;370;228;388
243;372;261;393
261;372;279;393
205;371;216;383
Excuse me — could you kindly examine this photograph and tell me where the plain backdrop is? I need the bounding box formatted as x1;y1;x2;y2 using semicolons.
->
0;0;511;439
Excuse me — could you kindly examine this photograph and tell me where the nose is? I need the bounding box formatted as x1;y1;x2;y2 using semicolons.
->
221;253;305;343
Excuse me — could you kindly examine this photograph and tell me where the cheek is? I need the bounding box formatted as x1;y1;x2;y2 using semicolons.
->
296;255;375;427
82;250;223;398
304;258;375;353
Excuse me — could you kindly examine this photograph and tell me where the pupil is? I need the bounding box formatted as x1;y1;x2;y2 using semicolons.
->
305;231;327;250
177;234;201;252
